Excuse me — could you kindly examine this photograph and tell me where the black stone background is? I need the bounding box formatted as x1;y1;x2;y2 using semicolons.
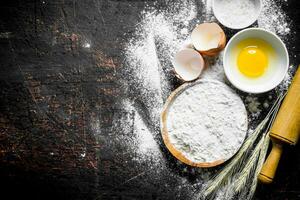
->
0;0;299;200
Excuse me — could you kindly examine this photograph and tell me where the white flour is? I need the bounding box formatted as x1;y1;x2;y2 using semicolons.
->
166;80;248;163
213;0;258;28
202;0;291;37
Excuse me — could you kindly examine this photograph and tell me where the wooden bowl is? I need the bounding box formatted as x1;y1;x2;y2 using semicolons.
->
160;80;245;168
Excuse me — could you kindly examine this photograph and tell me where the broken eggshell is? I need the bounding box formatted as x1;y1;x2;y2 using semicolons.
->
172;49;205;82
191;22;226;56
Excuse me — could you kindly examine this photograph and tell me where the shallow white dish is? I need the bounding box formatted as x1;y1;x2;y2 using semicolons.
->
212;0;262;29
224;28;289;93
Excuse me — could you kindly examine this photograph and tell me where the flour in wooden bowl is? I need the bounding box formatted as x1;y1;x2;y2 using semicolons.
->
165;80;248;164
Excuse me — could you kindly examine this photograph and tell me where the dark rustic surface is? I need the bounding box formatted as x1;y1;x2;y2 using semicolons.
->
0;0;299;200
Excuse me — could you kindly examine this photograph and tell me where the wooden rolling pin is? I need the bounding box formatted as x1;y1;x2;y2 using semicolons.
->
258;66;300;184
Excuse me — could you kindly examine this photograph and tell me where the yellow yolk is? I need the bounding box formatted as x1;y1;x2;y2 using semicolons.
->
237;46;268;77
235;38;275;78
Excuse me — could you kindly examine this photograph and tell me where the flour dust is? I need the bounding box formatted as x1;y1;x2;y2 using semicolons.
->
97;0;296;199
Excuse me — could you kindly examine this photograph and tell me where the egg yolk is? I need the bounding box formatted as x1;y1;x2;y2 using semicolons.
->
237;46;268;78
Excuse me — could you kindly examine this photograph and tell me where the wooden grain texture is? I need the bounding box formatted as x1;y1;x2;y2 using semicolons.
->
270;67;300;144
0;0;299;200
259;66;300;184
259;139;283;184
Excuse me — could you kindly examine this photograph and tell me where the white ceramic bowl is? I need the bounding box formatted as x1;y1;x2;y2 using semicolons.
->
224;28;289;93
212;0;262;29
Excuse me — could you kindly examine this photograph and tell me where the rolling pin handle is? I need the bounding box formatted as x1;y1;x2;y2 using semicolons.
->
258;139;283;184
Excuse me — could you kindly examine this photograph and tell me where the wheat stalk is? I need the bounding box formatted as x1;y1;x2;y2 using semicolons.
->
244;134;270;200
201;94;285;200
231;133;268;193
201;122;264;198
241;99;282;200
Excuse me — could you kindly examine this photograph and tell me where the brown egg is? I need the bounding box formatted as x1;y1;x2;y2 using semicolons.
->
191;22;226;56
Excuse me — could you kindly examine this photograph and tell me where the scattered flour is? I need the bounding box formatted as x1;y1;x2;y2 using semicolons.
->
120;99;162;164
258;0;291;37
245;96;262;118
166;80;247;163
276;65;293;93
202;51;226;82
124;3;197;120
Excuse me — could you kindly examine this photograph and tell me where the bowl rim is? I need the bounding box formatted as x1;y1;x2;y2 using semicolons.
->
223;27;289;94
212;0;262;29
